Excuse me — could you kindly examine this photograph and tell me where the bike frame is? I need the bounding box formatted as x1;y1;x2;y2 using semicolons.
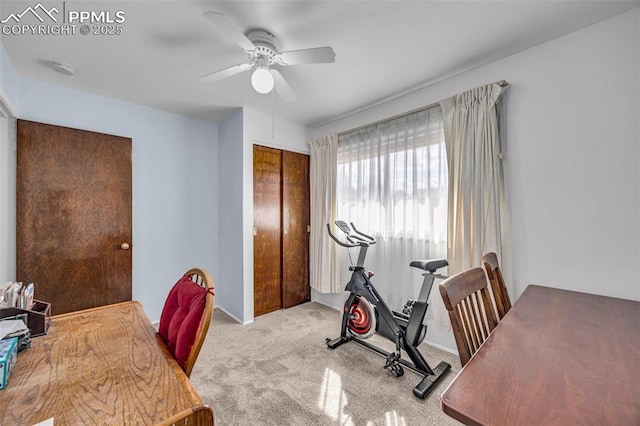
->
337;264;437;376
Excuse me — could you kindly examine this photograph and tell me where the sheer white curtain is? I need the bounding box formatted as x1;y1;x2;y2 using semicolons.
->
441;82;509;279
309;134;340;293
336;108;449;322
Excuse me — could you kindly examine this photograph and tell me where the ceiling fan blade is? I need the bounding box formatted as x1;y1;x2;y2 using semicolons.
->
199;63;252;83
203;11;255;51
278;46;335;65
271;69;297;102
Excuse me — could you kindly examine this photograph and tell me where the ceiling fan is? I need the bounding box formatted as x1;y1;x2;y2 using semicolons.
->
199;12;336;102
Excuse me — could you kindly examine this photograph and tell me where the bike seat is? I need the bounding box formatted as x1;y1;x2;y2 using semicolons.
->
409;259;448;273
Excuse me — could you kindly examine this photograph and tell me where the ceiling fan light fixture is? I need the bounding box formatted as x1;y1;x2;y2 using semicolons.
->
251;66;274;94
201;12;334;101
47;61;75;76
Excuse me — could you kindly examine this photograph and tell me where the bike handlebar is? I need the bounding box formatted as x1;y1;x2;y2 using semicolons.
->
326;221;376;248
327;224;358;247
349;223;376;243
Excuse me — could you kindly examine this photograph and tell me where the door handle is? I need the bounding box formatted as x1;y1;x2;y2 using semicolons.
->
120;243;130;250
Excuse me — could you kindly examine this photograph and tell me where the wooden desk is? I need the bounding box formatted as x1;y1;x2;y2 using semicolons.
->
0;301;214;425
441;285;640;425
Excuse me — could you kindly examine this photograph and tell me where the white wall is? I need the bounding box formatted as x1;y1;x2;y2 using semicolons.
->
0;42;19;114
496;8;639;302
309;8;640;351
244;107;309;154
0;42;18;287
217;109;245;322
6;76;219;322
0;116;16;286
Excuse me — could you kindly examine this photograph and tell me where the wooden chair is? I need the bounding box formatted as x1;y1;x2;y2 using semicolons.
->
158;268;215;378
482;252;512;320
439;267;498;366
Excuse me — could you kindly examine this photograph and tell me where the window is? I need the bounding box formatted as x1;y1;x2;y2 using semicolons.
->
336;106;447;309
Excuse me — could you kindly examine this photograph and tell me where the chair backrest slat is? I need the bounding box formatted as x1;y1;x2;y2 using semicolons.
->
440;267;498;366
482;252;512;320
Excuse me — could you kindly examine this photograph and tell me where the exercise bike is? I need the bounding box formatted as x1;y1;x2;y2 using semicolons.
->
325;220;451;399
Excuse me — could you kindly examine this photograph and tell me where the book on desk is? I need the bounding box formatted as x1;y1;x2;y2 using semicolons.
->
1;282;34;311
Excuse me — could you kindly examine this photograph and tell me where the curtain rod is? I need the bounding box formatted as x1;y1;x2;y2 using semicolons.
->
338;102;439;137
338;80;508;137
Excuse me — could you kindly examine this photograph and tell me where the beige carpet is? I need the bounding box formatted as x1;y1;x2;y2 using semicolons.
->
190;302;462;426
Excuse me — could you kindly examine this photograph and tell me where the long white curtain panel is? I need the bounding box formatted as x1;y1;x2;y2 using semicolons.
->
441;82;510;289
309;134;340;293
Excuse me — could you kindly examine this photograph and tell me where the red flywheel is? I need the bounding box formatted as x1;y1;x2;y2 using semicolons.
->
347;295;377;339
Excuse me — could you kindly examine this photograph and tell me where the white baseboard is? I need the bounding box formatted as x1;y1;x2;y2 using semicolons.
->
314;300;342;312
215;305;253;325
423;338;458;355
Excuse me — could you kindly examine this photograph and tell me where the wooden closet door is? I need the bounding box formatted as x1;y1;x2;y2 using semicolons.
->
253;146;310;317
253;146;282;316
17;120;132;315
282;151;310;308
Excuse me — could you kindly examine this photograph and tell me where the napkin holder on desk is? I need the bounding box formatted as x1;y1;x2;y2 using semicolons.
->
0;337;18;390
0;300;51;336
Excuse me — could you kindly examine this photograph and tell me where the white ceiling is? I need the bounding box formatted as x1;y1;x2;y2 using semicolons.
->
1;1;638;127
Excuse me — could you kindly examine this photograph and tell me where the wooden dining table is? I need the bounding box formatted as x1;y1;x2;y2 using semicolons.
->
0;301;214;425
441;284;639;425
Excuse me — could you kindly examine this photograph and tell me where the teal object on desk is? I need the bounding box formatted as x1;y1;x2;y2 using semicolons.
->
0;337;18;390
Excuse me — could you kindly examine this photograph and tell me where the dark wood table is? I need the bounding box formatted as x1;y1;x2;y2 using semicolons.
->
0;301;214;425
441;285;640;425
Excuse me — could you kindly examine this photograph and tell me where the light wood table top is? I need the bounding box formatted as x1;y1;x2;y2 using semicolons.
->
441;285;640;425
0;301;214;425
